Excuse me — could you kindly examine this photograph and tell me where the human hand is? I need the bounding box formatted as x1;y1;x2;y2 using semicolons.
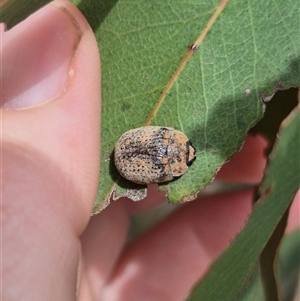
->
2;1;299;300
2;1;100;299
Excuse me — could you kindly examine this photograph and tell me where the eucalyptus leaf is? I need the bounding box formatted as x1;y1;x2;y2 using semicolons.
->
233;229;300;301
235;263;265;301
186;106;300;300
279;229;300;301
72;0;299;212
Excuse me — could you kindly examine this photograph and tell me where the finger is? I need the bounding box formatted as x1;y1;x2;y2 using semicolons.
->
286;190;300;233
79;202;129;300
217;135;268;183
79;186;170;300
119;184;168;214
2;1;100;299
101;190;253;301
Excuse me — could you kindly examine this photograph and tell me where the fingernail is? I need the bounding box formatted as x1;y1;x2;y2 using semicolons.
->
1;3;82;109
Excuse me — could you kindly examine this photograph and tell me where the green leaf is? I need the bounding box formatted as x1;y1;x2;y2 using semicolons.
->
252;88;299;154
259;208;290;301
279;229;300;301
72;0;299;212
235;262;265;301
186;106;300;300
252;89;298;301
0;0;52;30
232;230;300;301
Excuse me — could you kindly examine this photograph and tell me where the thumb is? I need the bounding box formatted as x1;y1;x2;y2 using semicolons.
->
2;0;100;299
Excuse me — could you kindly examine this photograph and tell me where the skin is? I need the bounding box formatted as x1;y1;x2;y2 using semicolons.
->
2;1;299;300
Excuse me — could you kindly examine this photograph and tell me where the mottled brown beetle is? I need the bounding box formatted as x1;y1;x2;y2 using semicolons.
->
114;126;196;185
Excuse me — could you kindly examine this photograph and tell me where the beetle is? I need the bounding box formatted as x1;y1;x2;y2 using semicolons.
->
114;126;196;184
